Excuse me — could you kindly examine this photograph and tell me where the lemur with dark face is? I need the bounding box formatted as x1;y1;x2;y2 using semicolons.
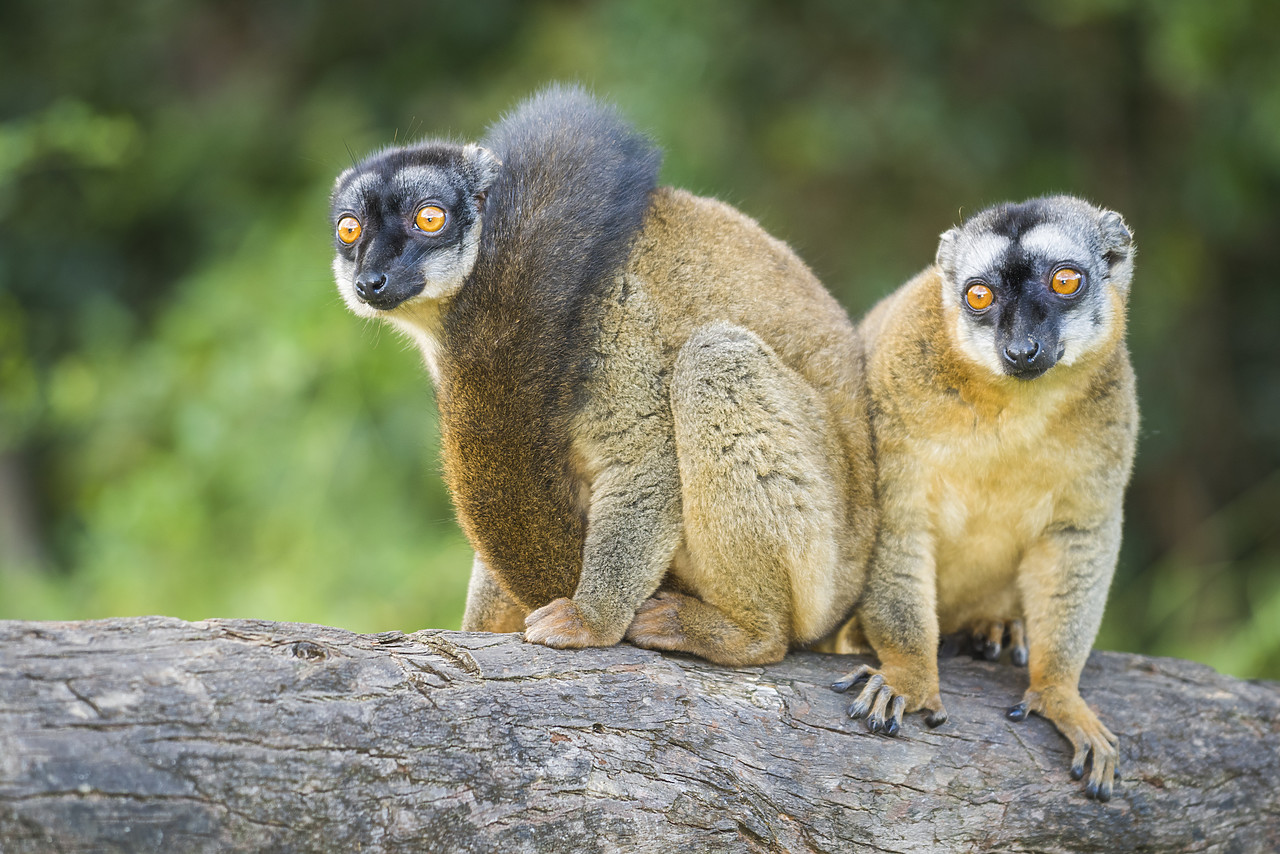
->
834;196;1138;801
328;86;878;666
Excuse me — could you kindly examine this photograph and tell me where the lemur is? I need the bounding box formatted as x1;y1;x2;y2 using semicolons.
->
328;86;878;667
834;196;1138;801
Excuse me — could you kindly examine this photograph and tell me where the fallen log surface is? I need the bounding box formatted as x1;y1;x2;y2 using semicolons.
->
0;617;1277;853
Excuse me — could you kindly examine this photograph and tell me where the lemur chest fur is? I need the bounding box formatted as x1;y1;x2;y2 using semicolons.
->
908;383;1085;629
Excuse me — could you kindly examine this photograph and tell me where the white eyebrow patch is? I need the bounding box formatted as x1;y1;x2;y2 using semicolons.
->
335;173;383;210
954;233;1011;281
1019;224;1083;267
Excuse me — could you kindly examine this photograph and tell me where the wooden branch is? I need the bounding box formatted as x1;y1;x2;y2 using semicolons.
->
0;618;1276;853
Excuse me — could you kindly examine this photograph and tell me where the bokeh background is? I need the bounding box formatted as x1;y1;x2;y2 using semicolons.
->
2;1;1277;678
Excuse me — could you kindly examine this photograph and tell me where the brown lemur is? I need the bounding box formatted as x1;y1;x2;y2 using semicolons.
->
327;85;878;666
832;196;1138;801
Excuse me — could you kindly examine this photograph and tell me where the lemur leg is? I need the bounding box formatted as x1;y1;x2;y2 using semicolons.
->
1008;519;1121;801
625;322;843;667
461;554;527;633
835;474;947;734
524;279;683;649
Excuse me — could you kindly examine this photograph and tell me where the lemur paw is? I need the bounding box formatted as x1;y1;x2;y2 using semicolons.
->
1008;687;1119;801
523;598;624;649
623;591;688;650
831;664;947;736
961;619;1028;666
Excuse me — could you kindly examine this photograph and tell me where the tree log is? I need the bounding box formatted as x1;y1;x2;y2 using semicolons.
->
0;617;1276;853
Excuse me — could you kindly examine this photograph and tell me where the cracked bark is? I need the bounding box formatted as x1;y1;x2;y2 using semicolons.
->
0;617;1277;853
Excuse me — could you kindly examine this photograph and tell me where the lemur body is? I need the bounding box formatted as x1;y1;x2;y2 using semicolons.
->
329;87;877;666
836;197;1138;801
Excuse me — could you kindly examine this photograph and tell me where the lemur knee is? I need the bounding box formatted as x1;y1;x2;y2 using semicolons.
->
672;322;778;415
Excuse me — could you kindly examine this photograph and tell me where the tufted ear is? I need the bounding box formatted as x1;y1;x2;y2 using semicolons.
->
935;227;961;277
463;144;503;200
1098;209;1134;290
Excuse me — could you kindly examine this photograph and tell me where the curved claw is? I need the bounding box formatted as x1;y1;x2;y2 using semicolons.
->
1083;746;1116;801
884;695;905;736
866;685;895;733
1008;620;1028;667
984;622;1004;661
847;674;885;719
831;664;874;693
1084;740;1118;802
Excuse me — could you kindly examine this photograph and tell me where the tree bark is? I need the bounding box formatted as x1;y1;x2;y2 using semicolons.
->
0;617;1276;853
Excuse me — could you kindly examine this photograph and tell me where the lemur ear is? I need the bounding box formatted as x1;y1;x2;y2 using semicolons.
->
1099;210;1132;250
463;144;503;197
1098;209;1135;290
935;227;960;275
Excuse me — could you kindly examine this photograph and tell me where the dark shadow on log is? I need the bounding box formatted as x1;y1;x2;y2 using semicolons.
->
0;617;1277;853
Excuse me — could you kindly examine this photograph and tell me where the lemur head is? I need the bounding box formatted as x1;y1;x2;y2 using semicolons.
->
935;195;1133;380
329;143;501;316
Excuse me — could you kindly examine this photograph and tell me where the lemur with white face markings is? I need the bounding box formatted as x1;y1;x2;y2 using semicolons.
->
835;196;1138;801
329;86;879;667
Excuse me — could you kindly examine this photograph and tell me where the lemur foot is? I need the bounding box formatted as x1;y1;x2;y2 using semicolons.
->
626;591;788;667
1008;687;1118;801
623;591;687;650
832;664;948;736
964;619;1028;666
523;598;624;648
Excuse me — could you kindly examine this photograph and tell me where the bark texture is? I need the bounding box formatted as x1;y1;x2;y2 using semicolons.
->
0;617;1277;853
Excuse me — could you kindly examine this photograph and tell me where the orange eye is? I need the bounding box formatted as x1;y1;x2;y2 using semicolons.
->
415;205;446;233
965;282;994;311
1051;267;1083;296
336;216;361;245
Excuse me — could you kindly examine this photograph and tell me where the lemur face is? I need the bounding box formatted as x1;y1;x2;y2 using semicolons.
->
329;143;500;316
935;196;1133;380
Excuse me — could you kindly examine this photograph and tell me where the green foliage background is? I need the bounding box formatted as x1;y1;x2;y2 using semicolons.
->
2;1;1278;678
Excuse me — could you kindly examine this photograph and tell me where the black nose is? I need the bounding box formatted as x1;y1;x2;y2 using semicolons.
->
354;273;387;301
1002;338;1042;370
